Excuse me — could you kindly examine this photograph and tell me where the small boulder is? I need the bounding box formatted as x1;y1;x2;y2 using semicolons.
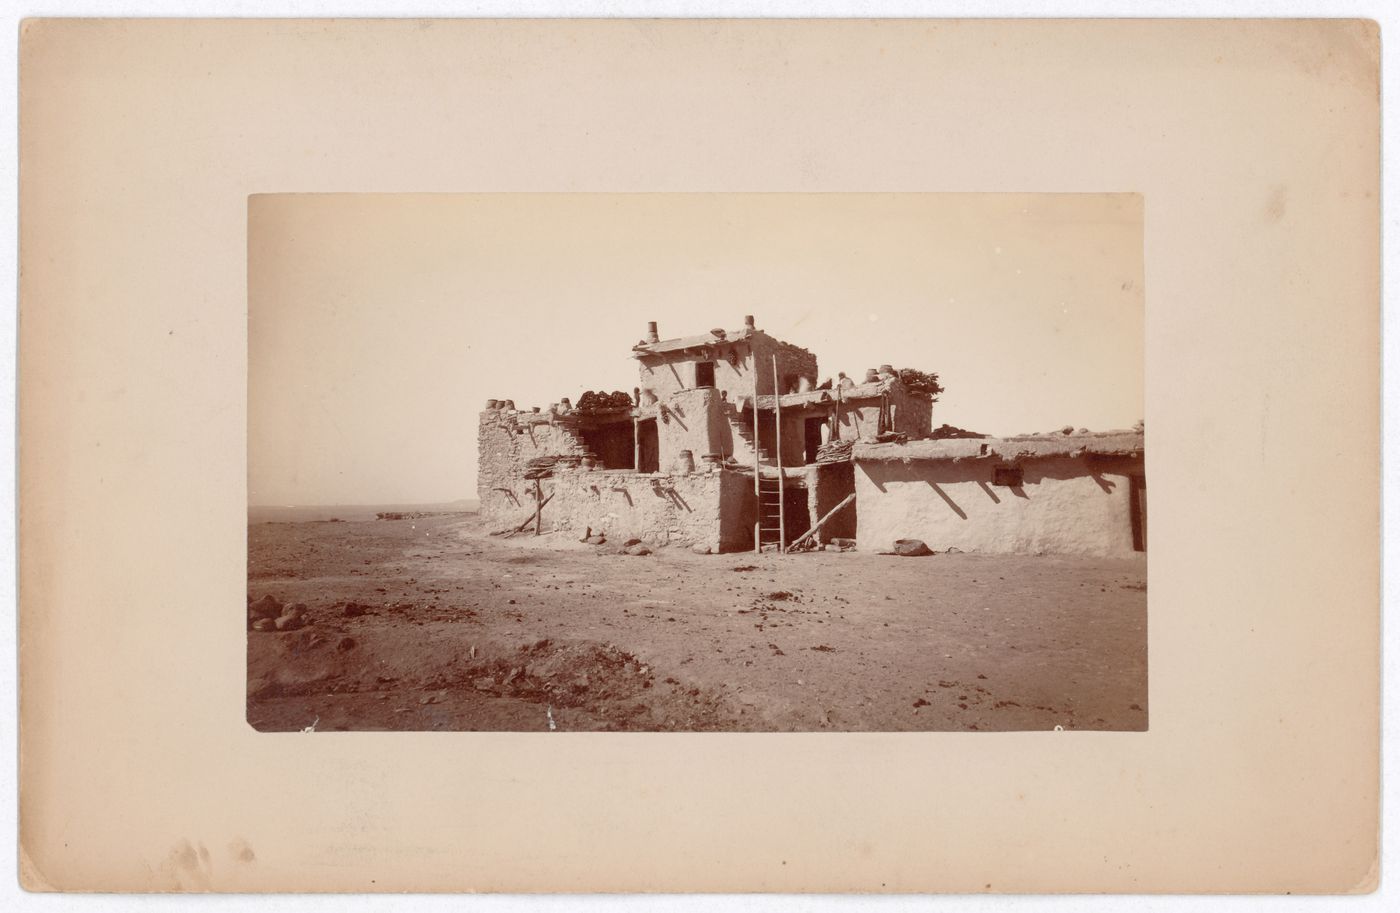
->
249;595;282;620
893;539;935;557
274;614;304;631
624;543;653;556
622;537;643;547
691;544;712;555
251;619;276;633
585;535;607;545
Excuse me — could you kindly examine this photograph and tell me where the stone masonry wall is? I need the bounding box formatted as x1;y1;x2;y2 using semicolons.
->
477;409;588;523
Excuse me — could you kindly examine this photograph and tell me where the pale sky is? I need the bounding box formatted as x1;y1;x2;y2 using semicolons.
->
249;193;1143;506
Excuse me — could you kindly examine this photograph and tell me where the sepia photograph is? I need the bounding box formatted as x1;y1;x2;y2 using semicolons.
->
248;192;1146;732
16;13;1382;896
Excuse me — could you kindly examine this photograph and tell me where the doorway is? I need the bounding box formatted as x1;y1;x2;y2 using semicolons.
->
636;419;659;473
803;416;825;464
1129;475;1147;551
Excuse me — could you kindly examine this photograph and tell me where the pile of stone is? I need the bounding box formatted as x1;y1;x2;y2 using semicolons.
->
247;595;312;633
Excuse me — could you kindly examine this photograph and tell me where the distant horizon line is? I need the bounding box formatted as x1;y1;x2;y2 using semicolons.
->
248;498;479;510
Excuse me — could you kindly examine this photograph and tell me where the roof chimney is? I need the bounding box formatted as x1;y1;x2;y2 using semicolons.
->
743;315;755;332
646;321;659;344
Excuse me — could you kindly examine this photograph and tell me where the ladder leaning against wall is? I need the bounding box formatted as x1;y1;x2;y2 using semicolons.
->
754;355;786;553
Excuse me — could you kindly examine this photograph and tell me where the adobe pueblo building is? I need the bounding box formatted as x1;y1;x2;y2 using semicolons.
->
477;316;1145;556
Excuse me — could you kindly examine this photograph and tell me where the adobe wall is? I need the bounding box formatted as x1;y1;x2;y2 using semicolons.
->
853;454;1145;557
637;345;756;404
889;387;934;439
477;409;588;522
654;387;735;468
533;468;743;552
751;334;818;395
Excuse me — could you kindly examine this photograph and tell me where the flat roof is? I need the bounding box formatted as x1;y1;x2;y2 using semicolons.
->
853;431;1144;463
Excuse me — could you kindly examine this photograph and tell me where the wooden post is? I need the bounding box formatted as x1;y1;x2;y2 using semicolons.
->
753;343;760;553
533;479;542;536
772;355;785;554
632;416;640;471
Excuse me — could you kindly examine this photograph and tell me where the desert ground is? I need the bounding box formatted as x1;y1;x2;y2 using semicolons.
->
247;512;1147;732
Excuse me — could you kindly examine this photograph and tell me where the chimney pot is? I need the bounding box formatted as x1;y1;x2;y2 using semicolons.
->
743;315;755;330
646;321;659;343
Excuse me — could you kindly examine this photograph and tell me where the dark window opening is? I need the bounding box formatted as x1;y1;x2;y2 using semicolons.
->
578;421;636;470
636;419;659;473
694;361;716;388
803;416;826;464
992;465;1023;487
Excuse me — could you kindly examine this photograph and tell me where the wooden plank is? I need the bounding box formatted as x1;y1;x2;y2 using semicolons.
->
788;492;856;550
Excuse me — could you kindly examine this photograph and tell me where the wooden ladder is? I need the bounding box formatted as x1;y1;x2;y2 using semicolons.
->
757;474;784;551
751;354;787;553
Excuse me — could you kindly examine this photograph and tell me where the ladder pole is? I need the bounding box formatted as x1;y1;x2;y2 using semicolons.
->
772;356;785;553
753;342;760;553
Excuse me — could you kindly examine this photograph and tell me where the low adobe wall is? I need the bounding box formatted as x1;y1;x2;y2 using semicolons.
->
494;467;754;553
853;453;1144;557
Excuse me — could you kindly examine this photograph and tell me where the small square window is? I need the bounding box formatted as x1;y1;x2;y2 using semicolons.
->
992;466;1023;487
694;361;716;388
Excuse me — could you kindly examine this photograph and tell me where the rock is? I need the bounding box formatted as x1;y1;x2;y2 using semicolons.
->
829;537;856;549
622;537;643;547
274;614;303;631
251;619;276;633
420;693;441;705
337;636;356;651
472;676;495;691
342;602;368;617
249;595;282;620
893;539;935;557
585;535;607;545
624;543;653;556
691;544;712;555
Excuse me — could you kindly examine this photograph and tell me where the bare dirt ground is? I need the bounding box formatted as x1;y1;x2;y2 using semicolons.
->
247;513;1147;732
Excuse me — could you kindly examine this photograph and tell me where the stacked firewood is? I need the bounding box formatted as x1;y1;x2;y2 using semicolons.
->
524;455;563;479
815;439;855;464
574;390;635;415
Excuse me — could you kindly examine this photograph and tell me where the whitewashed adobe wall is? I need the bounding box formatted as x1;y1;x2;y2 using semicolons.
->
854;454;1143;556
